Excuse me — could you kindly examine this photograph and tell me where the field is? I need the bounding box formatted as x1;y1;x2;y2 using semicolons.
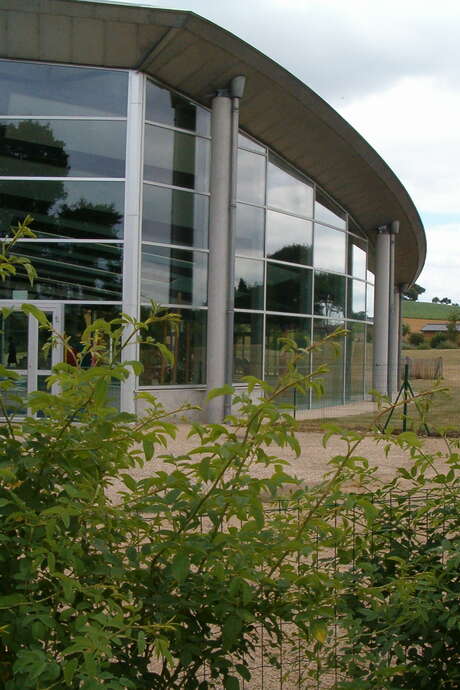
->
298;347;460;433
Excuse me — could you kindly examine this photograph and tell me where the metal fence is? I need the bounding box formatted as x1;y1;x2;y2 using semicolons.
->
199;490;460;689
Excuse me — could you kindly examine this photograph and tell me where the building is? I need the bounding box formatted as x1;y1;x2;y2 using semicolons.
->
402;302;458;342
0;0;426;421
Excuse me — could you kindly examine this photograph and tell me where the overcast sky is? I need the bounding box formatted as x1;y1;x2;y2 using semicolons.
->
92;0;459;302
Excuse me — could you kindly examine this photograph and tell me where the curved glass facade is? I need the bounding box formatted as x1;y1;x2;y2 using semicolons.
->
234;137;375;408
0;59;375;411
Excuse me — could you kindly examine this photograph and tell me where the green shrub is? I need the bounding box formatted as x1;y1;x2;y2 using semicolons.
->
430;332;448;348
408;332;425;346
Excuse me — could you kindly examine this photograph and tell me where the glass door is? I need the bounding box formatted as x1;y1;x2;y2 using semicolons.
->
0;303;63;416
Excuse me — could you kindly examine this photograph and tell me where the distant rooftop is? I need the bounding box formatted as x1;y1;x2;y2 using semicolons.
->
421;323;460;332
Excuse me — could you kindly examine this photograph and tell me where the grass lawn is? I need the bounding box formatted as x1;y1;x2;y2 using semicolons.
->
298;347;460;434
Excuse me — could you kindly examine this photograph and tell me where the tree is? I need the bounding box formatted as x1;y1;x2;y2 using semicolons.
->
432;297;440;303
447;306;460;344
402;283;425;301
441;297;452;305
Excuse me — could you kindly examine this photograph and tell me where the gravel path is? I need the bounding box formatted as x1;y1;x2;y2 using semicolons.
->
107;425;452;501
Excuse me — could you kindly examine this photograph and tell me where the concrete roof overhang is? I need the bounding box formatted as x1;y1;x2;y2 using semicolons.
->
0;0;426;284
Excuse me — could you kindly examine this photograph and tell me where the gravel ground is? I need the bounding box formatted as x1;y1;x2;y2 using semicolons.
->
107;425;452;501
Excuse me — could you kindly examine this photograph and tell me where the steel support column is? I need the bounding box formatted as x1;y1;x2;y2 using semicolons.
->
206;94;232;422
373;225;391;395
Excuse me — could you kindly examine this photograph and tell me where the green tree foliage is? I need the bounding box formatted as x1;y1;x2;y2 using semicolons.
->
408;331;424;346
430;332;448;348
2;221;460;688
447;306;460;344
402;283;425;301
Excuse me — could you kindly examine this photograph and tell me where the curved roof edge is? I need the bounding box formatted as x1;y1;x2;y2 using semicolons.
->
0;0;426;284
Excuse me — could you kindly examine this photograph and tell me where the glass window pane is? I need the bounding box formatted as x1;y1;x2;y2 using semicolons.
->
265;314;311;409
347;278;366;320
235;203;265;257
144;125;209;192
0;242;122;301
365;325;373;397
145;80;210;137
236;149;266;205
0;180;124;240
141;245;207;306
266;262;312;315
312;319;344;407
314;224;346;273
233;312;263;381
234;258;264;310
0;61;128;117
266;210;312;266
314;271;346;319
139;307;207;385
367;269;374;285
238;132;265;154
142;185;208;248
315;190;346;229
366;284;374;320
348;239;367;279
267;157;313;217
345;322;365;402
0;310;28;370
0;120;126;178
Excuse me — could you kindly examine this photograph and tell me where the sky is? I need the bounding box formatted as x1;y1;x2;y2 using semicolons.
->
86;0;460;302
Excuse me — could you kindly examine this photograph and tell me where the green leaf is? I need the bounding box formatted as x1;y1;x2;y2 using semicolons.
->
224;675;240;690
170;552;189;583
137;630;146;656
143;438;154;462
21;303;50;327
207;384;234;401
0;594;27;609
63;657;78;686
311;622;328;644
222;616;242;651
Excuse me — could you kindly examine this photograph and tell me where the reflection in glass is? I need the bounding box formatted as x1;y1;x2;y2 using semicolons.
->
314;224;346;273
348;240;367;279
265;314;311;409
267;157;313;217
146;80;210;137
365;325;373;397
144;125;209;192
64;304;121;408
38;312;52;370
235;203;265;257
266;210;312;265
267;262;312;314
312;319;344;407
238;133;265;154
234;258;264;310
139;307;207;385
0;61;128;117
233;312;263;381
0;120;126;178
347;278;366;320
236;149;266;205
314;272;346;319
142;184;208;248
345;322;365;401
366;284;374;320
0;310;28;370
367;269;375;284
0;242;122;301
141;245;207;306
0;180;124;240
315;190;346;229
